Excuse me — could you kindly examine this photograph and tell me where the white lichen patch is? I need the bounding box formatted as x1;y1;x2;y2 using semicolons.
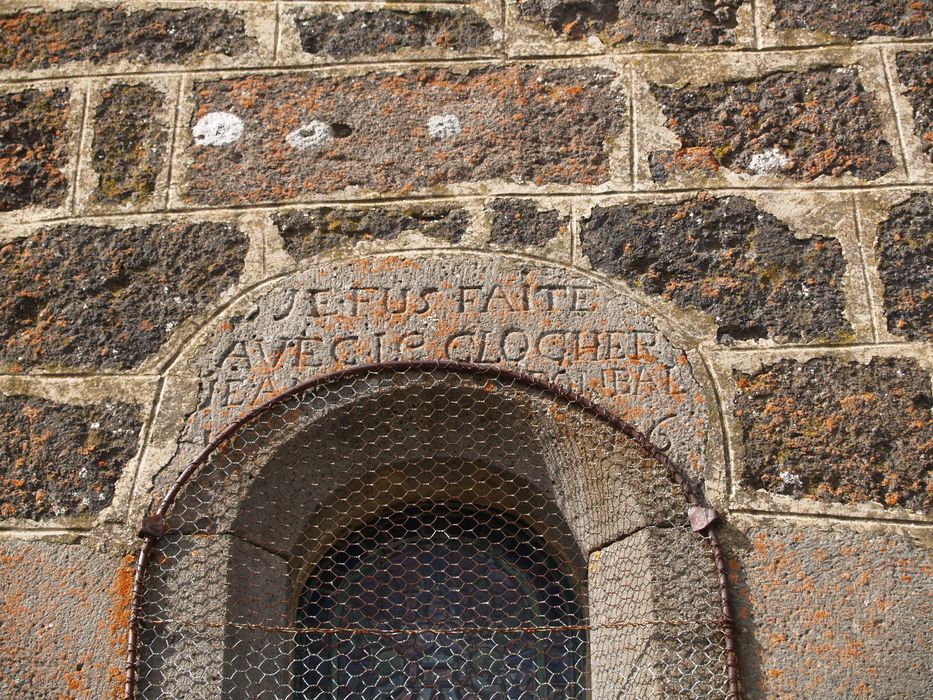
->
748;147;791;175
427;114;461;140
286;120;333;149
192;111;244;146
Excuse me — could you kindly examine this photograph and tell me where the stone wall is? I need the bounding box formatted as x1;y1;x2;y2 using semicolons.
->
0;1;930;698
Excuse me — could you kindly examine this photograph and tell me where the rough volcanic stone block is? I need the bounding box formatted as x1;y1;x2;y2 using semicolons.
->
0;6;253;70
293;8;495;58
580;194;851;342
489;198;569;246
733;357;933;512
183;65;625;204
896;50;933;163
729;524;933;699
0;541;131;698
877;193;932;340
91;83;168;205
772;0;932;40
0;395;141;520
273;205;469;259
0;222;248;371
515;0;743;46
650;67;897;182
0;87;70;212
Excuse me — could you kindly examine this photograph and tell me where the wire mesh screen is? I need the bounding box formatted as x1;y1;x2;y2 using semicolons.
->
131;364;735;699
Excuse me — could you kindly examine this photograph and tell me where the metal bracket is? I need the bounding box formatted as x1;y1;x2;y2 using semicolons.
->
688;505;719;532
137;514;168;539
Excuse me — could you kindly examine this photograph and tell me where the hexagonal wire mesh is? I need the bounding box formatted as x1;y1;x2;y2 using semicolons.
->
126;362;739;699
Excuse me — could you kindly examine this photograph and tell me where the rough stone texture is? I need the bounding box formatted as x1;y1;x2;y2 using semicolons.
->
876;193;933;340
729;525;933;699
489;198;569;246
273;205;469;259
733;357;933;512
650;67;898;182
0;395;141;520
293;8;495;58
896;50;933;162
0;87;70;212
580;194;851;342
515;0;742;46
136;534;290;698
773;0;932;40
184;66;626;204
0;6;253;70
0;222;248;371
588;526;727;697
91;83;167;205
0;541;132;699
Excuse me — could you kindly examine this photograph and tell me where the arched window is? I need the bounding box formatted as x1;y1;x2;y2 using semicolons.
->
132;366;735;699
295;503;585;697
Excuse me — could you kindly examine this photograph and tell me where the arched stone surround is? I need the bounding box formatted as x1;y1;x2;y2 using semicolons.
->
128;252;731;698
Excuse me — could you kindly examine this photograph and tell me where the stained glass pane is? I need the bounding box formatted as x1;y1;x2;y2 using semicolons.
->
295;504;585;698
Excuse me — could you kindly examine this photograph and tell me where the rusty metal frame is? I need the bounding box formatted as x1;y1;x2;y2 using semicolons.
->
124;359;741;699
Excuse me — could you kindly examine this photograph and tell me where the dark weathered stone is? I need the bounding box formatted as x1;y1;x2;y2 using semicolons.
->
647;147;721;182
0;222;248;371
516;0;742;46
650;67;898;182
91;83;167;205
727;524;933;699
876;193;933;340
773;0;932;40
733;357;933;511
0;395;141;520
489;198;569;246
896;50;933;163
184;66;625;204
0;541;131;698
294;8;495;58
0;6;253;70
274;206;469;258
580;194;851;342
0;87;70;212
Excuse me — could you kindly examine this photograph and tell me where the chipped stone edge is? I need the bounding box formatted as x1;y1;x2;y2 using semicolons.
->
631;46;912;191
0;0;277;82
0;77;87;226
706;342;933;524
502;0;757;58
0;375;157;533
73;73;180;216
276;0;505;67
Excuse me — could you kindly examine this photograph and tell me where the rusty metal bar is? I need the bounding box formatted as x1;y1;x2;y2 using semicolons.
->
124;359;742;700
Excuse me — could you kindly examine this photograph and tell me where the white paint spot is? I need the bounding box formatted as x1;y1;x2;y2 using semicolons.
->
286;120;333;150
778;471;803;490
748;147;791;175
427;114;461;140
192;111;244;146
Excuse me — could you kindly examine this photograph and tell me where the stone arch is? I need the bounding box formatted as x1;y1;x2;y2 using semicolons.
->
150;253;713;487
127;254;736;698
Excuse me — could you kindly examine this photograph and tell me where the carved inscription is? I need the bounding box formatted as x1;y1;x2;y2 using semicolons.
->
192;257;706;471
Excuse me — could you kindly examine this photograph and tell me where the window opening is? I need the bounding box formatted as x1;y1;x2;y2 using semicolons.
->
296;503;584;698
127;362;740;699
